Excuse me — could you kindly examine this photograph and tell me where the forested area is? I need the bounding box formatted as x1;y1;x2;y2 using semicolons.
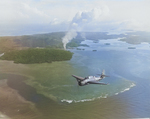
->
0;48;73;64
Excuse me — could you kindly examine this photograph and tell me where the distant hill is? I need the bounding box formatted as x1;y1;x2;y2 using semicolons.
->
0;31;126;52
0;32;66;52
1;31;149;53
14;32;65;48
120;31;150;44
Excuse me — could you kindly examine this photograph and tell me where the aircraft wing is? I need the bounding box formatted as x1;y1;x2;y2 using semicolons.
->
72;75;85;80
88;81;108;85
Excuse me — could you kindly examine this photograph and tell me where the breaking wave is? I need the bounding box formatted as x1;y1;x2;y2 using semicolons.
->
61;82;136;104
61;94;108;104
26;70;136;104
115;83;136;95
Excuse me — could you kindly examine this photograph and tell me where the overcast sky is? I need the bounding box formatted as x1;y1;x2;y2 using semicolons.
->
0;0;150;36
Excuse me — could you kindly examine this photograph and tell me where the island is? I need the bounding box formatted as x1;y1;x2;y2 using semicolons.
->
0;32;126;52
105;43;110;45
128;47;136;49
0;48;73;64
119;31;150;44
2;31;148;64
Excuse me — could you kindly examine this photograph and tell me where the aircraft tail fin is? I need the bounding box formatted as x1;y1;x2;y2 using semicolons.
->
100;70;109;79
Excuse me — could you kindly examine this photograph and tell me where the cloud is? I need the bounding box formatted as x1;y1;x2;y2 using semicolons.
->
62;7;110;49
0;0;150;36
62;29;77;49
8;2;49;24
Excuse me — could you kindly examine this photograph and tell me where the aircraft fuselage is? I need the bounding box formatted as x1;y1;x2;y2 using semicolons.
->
73;75;104;86
72;70;108;86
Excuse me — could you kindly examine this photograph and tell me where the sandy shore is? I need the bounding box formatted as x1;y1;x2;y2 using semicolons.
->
0;112;10;119
0;79;41;119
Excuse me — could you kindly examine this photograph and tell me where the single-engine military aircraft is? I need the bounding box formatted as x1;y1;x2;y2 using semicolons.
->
72;70;109;86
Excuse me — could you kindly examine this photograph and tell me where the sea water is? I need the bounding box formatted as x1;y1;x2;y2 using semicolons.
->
1;37;150;118
25;38;140;103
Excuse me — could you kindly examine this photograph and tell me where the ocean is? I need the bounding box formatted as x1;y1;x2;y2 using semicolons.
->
0;37;150;119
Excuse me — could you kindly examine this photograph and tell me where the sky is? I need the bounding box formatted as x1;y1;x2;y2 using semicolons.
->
0;0;150;36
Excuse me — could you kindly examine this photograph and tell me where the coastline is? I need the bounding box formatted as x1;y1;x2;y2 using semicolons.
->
0;78;41;119
1;45;150;119
0;71;60;119
0;60;75;102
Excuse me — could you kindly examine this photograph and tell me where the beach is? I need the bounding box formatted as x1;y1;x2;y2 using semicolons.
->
0;78;41;119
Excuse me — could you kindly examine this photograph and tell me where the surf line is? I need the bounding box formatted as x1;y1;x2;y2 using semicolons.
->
61;94;109;104
115;83;136;96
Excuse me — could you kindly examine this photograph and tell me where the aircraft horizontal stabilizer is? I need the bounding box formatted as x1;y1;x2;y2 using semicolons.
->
88;81;108;85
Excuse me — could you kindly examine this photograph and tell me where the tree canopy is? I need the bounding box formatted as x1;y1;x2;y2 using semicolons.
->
0;48;73;64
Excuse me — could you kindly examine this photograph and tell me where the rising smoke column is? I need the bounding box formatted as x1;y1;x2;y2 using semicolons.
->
62;7;109;50
62;28;77;50
62;19;80;50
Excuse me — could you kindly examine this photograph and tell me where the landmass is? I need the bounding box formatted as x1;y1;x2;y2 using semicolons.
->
128;47;136;49
0;32;65;52
0;48;73;64
0;32;125;52
0;31;150;119
105;43;110;45
120;31;150;44
1;31;150;64
0;79;40;119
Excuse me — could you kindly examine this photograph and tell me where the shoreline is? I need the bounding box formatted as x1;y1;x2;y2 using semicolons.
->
0;72;58;118
0;78;41;119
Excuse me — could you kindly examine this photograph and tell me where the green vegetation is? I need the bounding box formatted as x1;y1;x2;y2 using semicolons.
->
0;32;66;52
66;33;84;48
0;48;73;64
14;32;65;48
0;32;127;52
66;39;89;48
66;33;89;48
2;31;149;63
0;32;73;64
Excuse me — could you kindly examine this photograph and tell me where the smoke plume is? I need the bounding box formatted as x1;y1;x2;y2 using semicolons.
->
62;7;109;49
62;29;77;50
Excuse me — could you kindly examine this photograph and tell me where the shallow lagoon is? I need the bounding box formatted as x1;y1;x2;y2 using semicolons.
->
0;38;150;118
